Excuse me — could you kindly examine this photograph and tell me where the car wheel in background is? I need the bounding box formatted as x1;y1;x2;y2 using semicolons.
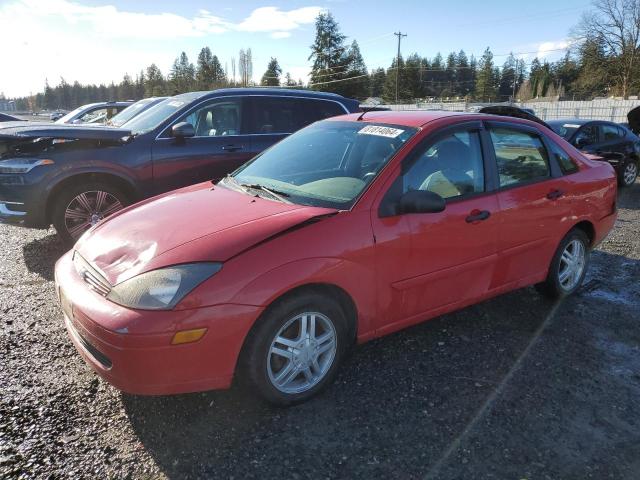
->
240;291;350;406
619;159;639;187
52;182;129;246
536;229;590;299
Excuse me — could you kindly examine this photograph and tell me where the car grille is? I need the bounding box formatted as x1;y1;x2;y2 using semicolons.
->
73;252;111;297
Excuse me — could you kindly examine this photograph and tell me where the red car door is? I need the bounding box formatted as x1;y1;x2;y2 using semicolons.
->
371;123;499;335
485;122;574;288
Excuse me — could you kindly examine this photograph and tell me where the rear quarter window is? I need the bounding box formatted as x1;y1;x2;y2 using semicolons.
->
549;141;579;175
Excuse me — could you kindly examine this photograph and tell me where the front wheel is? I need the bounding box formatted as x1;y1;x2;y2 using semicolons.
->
240;291;350;406
619;159;638;187
536;229;590;299
52;182;129;246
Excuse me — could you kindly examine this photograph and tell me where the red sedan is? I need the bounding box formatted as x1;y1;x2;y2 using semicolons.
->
54;110;618;405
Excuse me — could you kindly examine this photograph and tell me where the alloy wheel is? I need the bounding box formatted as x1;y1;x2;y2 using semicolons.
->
624;162;638;185
558;239;586;292
64;190;123;240
267;312;337;394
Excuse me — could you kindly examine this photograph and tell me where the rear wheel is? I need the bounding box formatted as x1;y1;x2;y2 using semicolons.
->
619;159;638;187
52;182;129;246
536;229;590;299
240;291;349;406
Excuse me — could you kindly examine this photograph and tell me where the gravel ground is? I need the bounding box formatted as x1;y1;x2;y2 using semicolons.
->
1;183;639;479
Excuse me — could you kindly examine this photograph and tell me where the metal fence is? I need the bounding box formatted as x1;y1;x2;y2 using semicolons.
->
385;99;640;123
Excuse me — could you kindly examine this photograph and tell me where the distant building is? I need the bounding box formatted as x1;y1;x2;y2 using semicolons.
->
0;99;16;112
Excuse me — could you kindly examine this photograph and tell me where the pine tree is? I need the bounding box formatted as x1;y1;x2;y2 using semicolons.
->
144;64;165;97
474;48;497;101
341;40;369;98
369;68;386;98
456;50;473;97
261;58;282;86
383;55;411;103
196;47;215;90
284;72;297;87
170;52;196;94
308;12;347;94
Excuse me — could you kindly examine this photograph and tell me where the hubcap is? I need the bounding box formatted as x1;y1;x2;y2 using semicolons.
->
267;312;337;394
558;239;586;291
624;162;638;185
64;190;123;240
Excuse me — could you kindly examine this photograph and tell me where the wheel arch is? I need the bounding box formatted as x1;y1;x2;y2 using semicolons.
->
45;172;139;223
569;220;595;247
234;282;359;378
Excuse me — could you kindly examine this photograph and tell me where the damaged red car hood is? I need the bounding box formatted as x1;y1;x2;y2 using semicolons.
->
75;182;337;285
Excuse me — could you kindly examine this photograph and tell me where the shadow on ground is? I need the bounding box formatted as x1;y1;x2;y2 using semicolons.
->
120;251;640;479
22;231;67;281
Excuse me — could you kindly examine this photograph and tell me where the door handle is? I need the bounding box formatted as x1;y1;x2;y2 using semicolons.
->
222;145;243;152
547;189;564;200
465;210;491;223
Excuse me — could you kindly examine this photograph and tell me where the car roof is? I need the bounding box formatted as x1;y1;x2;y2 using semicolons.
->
176;88;358;106
546;119;615;126
331;109;553;129
332;110;471;128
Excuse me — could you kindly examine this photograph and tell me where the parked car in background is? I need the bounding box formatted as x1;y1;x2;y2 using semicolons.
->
49;110;67;121
0;113;20;122
55;101;133;125
54;110;618;405
107;97;167;127
547;119;640;187
0;89;359;243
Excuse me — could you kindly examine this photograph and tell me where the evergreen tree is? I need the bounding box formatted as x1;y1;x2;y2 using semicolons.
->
119;74;135;100
341;41;369;98
308;12;347;94
196;47;215;90
456;50;473;97
170;52;196;94
144;64;165;97
383;55;411;102
369;68;386;98
498;53;517;100
284;72;297;87
261;57;282;86
474;48;497;101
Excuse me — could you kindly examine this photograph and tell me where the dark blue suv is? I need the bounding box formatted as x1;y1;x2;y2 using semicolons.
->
0;88;359;243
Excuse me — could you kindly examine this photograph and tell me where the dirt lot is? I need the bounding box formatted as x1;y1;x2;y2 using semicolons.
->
1;183;639;479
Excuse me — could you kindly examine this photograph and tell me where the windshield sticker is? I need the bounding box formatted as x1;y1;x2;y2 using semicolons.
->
167;101;185;107
563;124;581;128
358;125;405;138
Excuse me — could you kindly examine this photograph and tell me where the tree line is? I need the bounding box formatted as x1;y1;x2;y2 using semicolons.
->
8;0;640;111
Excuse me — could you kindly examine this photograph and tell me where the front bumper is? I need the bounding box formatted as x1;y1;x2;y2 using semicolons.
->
55;250;263;395
0;201;28;224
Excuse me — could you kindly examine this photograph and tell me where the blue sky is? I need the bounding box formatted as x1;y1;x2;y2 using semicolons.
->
0;0;592;97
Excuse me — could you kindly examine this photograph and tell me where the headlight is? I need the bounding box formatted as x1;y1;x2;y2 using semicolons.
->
0;158;54;174
106;263;222;310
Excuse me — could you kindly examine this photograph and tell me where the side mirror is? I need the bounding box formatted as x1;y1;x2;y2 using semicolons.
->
172;122;195;139
398;190;446;215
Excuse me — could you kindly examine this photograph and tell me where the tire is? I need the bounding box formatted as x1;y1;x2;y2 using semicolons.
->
239;291;350;406
618;158;638;187
536;229;590;299
52;182;129;246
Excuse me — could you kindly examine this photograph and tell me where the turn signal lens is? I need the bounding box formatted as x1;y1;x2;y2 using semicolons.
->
171;328;207;345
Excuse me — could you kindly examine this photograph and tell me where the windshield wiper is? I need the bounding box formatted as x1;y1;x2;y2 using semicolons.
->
220;176;292;203
241;183;292;203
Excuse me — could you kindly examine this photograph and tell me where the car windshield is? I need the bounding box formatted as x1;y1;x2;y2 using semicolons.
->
55;105;89;124
123;93;201;135
109;99;156;127
549;121;581;140
227;120;418;209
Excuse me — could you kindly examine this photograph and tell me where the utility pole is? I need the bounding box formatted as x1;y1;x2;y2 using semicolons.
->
394;31;407;104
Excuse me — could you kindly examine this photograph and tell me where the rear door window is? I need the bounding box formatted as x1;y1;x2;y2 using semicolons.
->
249;97;347;134
489;127;550;188
574;124;599;147
549;141;579;175
601;123;624;141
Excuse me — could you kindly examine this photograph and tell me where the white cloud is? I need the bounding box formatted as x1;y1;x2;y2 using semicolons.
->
0;1;324;97
271;32;292;39
536;40;570;59
237;6;324;33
